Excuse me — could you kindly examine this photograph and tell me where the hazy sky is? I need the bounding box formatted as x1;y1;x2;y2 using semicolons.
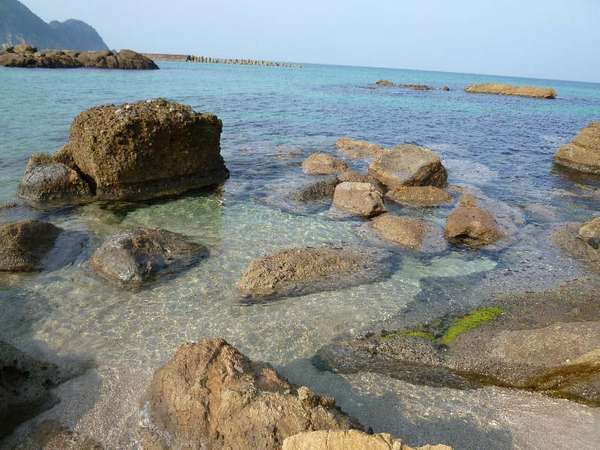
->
22;0;600;82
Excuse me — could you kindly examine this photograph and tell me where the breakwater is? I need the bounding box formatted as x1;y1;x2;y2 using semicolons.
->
144;53;301;68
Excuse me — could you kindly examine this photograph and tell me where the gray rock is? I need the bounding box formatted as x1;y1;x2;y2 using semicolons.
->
90;228;209;288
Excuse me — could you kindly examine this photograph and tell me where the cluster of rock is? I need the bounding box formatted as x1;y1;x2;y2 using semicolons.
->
554;121;600;174
464;83;556;99
184;54;301;68
375;80;450;91
17;99;228;207
0;44;158;69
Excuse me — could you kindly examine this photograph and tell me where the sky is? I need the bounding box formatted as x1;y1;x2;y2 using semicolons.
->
22;0;600;83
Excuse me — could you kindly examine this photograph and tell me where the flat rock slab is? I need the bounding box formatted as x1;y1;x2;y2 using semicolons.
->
237;246;395;301
554;122;600;174
465;83;556;99
369;145;447;189
146;338;358;450
385;186;451;207
553;223;600;273
90;228;208;288
0;220;61;272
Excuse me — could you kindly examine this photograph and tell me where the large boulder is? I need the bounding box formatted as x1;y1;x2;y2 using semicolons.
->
237;246;393;301
554;122;600;174
0;47;158;70
90;228;208;288
316;280;600;404
578;217;600;248
465;83;556;99
369;145;447;189
18;99;229;206
0;342;65;439
336;138;385;159
385;186;451;207
302;153;348;175
17;155;93;207
0;220;61;272
147;339;358;450
444;195;503;247
283;430;451;450
332;182;386;217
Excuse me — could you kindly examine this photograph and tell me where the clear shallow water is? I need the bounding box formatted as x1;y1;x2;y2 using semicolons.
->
0;62;600;449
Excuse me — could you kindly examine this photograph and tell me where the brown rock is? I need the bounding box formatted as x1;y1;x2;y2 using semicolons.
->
237;246;392;300
302;153;348;175
332;182;386;217
553;223;600;273
0;220;61;272
372;214;425;249
465;83;556;99
578;217;600;249
444;195;503;247
369;145;447;189
338;170;386;193
147;338;358;450
375;79;395;87
283;430;452;450
554;122;600;174
385;186;451;207
336;138;385;159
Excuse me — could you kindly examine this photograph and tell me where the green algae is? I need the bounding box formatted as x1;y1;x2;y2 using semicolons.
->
439;307;503;345
380;329;434;342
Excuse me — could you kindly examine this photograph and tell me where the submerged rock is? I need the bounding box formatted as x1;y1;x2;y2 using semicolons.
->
17;156;93;207
337;170;386;193
146;338;358;450
18;99;229;207
554;122;600;174
237;246;393;300
553;223;600;273
90;228;208;288
336;138;385;159
332;182;386;218
0;220;61;272
13;420;103;450
0;342;65;439
369;145;448;189
302;153;348;175
316;280;600;405
292;176;339;202
371;214;446;252
444;195;503;247
465;83;556;99
374;80;435;91
375;79;395;87
282;430;451;450
385;186;451;207
0;47;158;70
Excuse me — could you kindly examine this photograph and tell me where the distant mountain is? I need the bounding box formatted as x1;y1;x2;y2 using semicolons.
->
0;0;108;51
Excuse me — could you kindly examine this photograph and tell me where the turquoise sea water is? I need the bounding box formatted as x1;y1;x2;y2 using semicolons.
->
1;62;600;449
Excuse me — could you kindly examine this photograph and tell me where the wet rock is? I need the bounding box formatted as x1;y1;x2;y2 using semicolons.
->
332;182;386;218
444;195;503;247
316;280;600;404
0;342;65;439
578;217;600;249
146;338;358;450
337;170;386;193
282;430;452;450
302;153;348;175
14;420;103;450
0;47;158;70
374;80;434;91
292;176;339;202
385;186;451;207
369;145;447;189
19;99;228;207
237;246;393;300
465;83;556;99
554;122;600;174
336;138;385;159
90;228;208;288
553;223;600;273
17;155;93;207
371;214;446;252
0;220;61;272
442;86;450;92
375;79;395;87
